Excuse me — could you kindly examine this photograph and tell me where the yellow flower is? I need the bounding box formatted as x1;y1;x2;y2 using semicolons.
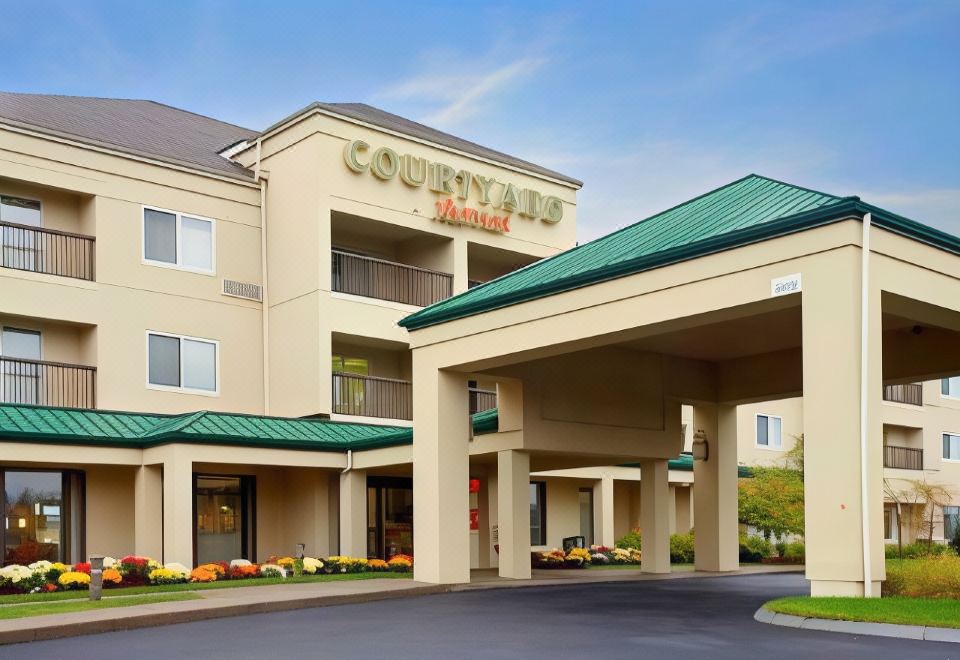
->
58;571;91;588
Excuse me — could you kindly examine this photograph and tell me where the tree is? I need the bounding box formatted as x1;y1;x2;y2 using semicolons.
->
884;477;953;554
738;435;805;540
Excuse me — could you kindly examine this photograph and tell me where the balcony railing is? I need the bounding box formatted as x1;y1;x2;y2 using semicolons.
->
0;357;96;409
332;372;412;420
469;388;497;414
883;383;923;406
332;250;452;307
1;221;95;281
884;445;924;470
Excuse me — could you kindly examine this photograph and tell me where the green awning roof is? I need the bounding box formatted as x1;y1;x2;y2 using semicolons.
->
400;174;960;330
626;453;752;477
0;403;499;452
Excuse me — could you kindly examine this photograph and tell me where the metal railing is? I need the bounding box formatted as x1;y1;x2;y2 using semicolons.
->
332;372;412;420
0;357;96;408
884;445;923;470
883;383;923;406
332;250;452;307
469;388;497;414
1;221;95;281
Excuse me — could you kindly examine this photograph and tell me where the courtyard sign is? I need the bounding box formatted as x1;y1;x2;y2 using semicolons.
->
343;139;564;233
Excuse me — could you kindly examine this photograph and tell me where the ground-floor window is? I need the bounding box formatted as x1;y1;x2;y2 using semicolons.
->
944;433;960;461
944;506;960;541
367;477;413;560
884;504;899;542
756;414;782;449
530;481;547;546
194;474;255;565
578;488;593;546
2;469;83;565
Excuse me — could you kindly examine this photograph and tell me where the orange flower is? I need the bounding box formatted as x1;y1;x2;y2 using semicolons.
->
102;568;122;584
190;566;218;582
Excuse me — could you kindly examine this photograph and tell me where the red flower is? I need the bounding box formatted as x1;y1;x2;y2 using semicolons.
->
74;562;92;574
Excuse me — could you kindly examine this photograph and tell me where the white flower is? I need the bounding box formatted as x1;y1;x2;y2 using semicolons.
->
103;556;116;568
0;565;33;583
302;557;323;574
164;563;190;578
259;564;286;577
229;559;252;568
28;560;52;573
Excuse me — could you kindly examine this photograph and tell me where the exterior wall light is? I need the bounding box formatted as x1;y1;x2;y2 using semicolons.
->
692;429;709;461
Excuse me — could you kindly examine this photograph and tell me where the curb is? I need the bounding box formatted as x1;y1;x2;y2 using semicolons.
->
754;606;960;644
0;584;451;646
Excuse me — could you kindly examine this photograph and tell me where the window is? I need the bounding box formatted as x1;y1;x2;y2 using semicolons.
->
756;414;783;449
0;327;41;405
0;195;41;226
1;196;41;271
147;332;218;394
884;504;898;542
944;433;960;461
2;470;84;565
530;481;546;546
143;207;214;273
945;506;960;542
943;377;960;399
579;488;594;546
195;474;254;565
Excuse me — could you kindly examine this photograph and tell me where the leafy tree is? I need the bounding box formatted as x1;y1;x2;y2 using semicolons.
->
738;435;804;540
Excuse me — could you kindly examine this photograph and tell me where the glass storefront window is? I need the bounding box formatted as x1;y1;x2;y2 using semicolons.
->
367;478;414;560
3;471;62;565
195;475;253;565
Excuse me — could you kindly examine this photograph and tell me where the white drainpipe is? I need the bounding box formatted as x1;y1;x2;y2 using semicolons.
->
859;212;873;597
342;449;353;474
255;139;270;415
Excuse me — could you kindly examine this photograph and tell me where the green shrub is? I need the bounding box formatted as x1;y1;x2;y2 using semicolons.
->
887;542;951;559
951;525;960;557
739;534;773;562
782;541;805;562
885;556;960;598
615;530;642;551
669;532;695;563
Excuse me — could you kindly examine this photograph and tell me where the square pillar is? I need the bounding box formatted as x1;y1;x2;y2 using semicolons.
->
803;252;884;596
134;464;163;559
594;474;616;547
668;485;678;535
161;450;193;567
413;365;470;584
640;459;671;573
497;450;531;579
693;403;739;572
339;468;367;557
487;470;499;568
476;470;491;569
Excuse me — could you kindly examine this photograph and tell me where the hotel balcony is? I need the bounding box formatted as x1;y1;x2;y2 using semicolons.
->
332;371;412;421
883;445;923;470
469;386;497;414
0;356;96;408
332;249;452;308
883;383;923;406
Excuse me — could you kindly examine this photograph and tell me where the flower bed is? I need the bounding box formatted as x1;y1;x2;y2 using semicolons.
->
0;553;413;596
531;545;642;569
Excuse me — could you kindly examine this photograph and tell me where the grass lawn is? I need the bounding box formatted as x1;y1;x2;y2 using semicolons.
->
0;593;201;620
1;572;411;604
765;596;960;629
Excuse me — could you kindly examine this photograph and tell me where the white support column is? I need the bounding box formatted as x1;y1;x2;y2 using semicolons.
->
487;470;500;568
134;464;163;559
668;485;678;535
413;365;470;584
338;468;367;557
476;470;491;569
497;450;531;579
161;449;193;567
640;459;671;573
693;404;739;572
594;474;616;547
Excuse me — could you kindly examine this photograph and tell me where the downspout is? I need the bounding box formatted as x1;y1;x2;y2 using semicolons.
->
341;449;353;474
255;138;270;415
859;212;874;597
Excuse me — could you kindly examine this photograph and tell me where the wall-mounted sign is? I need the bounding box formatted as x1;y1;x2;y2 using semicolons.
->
343;139;564;233
771;273;802;297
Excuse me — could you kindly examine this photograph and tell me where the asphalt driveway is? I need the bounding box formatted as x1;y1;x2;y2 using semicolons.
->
2;572;956;659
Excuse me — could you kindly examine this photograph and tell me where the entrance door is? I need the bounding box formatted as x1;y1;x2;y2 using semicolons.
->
194;475;254;565
0;327;41;404
367;477;413;560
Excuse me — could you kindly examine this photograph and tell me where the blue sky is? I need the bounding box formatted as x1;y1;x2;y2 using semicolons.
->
1;1;958;241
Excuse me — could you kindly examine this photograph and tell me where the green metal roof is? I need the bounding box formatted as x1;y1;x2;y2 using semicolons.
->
0;403;499;452
400;174;960;330
625;453;752;477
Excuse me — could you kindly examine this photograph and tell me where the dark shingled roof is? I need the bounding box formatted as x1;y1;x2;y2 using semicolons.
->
258;101;583;186
0;92;257;178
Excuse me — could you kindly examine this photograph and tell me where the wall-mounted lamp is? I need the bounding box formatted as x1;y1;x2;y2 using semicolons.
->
692;429;709;461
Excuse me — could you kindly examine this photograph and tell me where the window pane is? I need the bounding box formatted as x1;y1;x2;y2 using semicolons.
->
182;339;216;391
181;216;213;271
148;334;180;387
4;471;62;564
952;435;960;461
1;328;41;360
944;377;960;397
0;196;41;226
946;507;960;541
529;483;544;546
770;417;782;448
757;416;768;446
144;209;177;264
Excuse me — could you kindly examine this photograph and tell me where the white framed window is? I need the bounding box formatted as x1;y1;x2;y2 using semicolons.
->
142;206;215;274
943;432;960;462
1;195;42;271
146;331;219;395
943;377;960;399
883;504;898;542
0;327;42;405
756;414;783;450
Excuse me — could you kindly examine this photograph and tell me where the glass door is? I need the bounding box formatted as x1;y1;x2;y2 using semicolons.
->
3;471;62;565
194;475;254;565
0;327;42;404
367;477;413;560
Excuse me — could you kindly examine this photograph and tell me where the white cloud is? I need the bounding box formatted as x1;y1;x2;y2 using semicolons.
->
857;188;960;237
375;56;546;127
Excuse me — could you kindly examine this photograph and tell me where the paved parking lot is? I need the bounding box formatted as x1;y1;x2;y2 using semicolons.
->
2;572;954;659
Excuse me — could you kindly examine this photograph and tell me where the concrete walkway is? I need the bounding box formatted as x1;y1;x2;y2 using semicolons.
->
755;605;960;644
0;564;801;645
